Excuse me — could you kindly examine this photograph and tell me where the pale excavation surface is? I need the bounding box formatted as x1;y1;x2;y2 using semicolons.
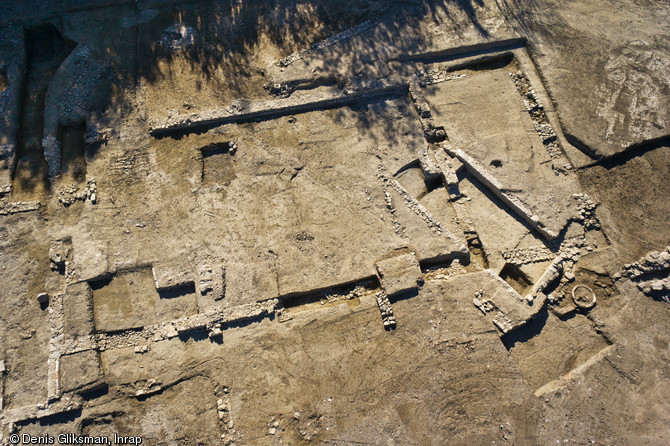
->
0;1;669;445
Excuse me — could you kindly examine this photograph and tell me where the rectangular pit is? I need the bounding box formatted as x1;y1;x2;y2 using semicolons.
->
201;141;235;184
90;268;197;332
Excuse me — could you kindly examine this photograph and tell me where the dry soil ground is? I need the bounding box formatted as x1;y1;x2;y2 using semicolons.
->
0;1;669;445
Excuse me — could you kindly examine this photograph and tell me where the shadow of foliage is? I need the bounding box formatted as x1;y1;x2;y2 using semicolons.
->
6;0;510;195
131;0;491;85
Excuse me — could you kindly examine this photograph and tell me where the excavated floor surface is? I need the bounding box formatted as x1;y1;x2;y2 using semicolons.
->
0;1;669;445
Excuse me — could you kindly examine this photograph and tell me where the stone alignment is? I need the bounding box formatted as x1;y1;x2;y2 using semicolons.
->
615;246;670;280
378;168;466;248
615;246;670;303
149;78;407;138
0;200;40;215
375;251;423;297
445;146;557;240
279;20;376;67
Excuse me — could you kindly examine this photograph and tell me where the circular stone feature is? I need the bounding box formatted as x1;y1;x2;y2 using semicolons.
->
572;284;596;309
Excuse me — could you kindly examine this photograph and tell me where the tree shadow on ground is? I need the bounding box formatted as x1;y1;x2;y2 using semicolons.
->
104;0;499;139
118;1;504;148
6;0;527;189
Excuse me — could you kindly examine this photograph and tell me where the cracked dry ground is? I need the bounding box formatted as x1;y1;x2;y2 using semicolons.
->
1;1;669;445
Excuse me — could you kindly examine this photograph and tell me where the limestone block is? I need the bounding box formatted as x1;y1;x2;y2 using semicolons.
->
468;270;543;336
152;263;194;291
198;265;225;300
37;292;49;305
376;252;423;297
576;246;618;276
49;238;71;269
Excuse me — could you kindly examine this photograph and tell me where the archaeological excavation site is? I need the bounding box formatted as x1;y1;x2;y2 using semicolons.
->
0;0;669;444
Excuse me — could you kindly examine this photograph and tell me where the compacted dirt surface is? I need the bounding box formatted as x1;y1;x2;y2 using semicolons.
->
0;1;669;445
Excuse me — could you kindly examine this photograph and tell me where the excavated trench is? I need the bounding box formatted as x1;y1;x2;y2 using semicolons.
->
281;277;379;313
11;24;74;200
201;141;236;184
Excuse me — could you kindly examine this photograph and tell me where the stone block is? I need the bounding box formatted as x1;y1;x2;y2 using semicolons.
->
375;252;422;297
484;270;539;335
37;292;49;305
49;238;71;271
152;263;194;291
64;282;95;339
198;265;225;300
60;350;104;395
